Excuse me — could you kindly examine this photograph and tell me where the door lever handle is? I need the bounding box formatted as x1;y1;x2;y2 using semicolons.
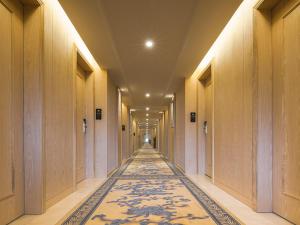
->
83;118;87;133
203;121;208;134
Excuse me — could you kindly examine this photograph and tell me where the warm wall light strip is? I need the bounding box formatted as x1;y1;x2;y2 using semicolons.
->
50;0;101;70
191;0;254;79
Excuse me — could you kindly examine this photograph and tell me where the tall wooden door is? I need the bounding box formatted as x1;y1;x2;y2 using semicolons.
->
122;126;127;161
204;80;213;178
0;0;24;224
76;69;86;183
272;1;300;224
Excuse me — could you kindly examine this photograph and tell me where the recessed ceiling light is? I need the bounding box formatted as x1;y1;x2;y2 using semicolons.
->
145;93;150;98
159;111;163;114
146;119;149;121
146;113;149;116
145;40;154;48
146;107;150;111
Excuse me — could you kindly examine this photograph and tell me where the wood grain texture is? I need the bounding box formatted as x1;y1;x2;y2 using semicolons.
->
163;110;169;158
43;0;75;208
196;64;214;179
253;6;273;212
94;69;108;178
0;0;24;223
272;1;300;223
213;2;254;207
0;0;14;201
204;81;213;178
107;76;118;174
121;103;130;161
84;70;95;179
184;77;198;174
24;4;45;214
175;83;185;170
197;79;205;175
76;69;86;183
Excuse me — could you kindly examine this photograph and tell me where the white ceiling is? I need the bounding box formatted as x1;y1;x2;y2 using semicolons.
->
59;0;242;123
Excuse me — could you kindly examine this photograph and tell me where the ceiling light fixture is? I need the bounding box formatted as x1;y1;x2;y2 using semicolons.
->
146;107;150;111
145;93;150;98
146;113;149;116
145;40;154;48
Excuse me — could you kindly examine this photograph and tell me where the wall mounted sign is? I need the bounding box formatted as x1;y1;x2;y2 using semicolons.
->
96;108;102;120
190;112;196;123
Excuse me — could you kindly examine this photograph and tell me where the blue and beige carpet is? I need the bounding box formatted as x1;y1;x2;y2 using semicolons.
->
62;149;241;225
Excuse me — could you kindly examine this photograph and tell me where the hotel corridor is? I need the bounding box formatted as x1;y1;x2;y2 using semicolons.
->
63;147;240;225
1;0;300;224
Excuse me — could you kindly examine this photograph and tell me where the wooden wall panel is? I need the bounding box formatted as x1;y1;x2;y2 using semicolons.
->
184;77;198;174
163;110;169;157
197;80;206;175
121;103;129;161
213;3;254;207
43;0;75;208
22;0;112;213
85;71;95;178
0;0;24;223
107;76;118;174
24;4;45;214
94;69;108;178
253;6;273;211
0;1;14;200
175;83;185;170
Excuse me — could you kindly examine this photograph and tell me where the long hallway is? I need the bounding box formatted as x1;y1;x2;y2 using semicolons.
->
1;0;300;224
63;147;240;225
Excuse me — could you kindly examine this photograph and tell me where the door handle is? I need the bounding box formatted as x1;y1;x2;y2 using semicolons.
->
83;118;87;133
203;121;208;134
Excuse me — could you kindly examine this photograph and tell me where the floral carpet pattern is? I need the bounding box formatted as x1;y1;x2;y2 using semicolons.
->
62;149;241;225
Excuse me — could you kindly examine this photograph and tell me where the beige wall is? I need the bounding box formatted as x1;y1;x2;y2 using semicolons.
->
175;83;185;170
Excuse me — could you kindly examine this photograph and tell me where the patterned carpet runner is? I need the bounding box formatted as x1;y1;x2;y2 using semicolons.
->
62;149;241;225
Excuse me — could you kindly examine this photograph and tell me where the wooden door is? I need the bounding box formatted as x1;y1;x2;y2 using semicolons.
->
0;0;24;224
122;127;127;160
204;80;213;177
272;1;300;223
76;70;86;183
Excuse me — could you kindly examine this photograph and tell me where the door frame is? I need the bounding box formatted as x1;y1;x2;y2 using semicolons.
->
73;46;94;185
196;61;215;182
